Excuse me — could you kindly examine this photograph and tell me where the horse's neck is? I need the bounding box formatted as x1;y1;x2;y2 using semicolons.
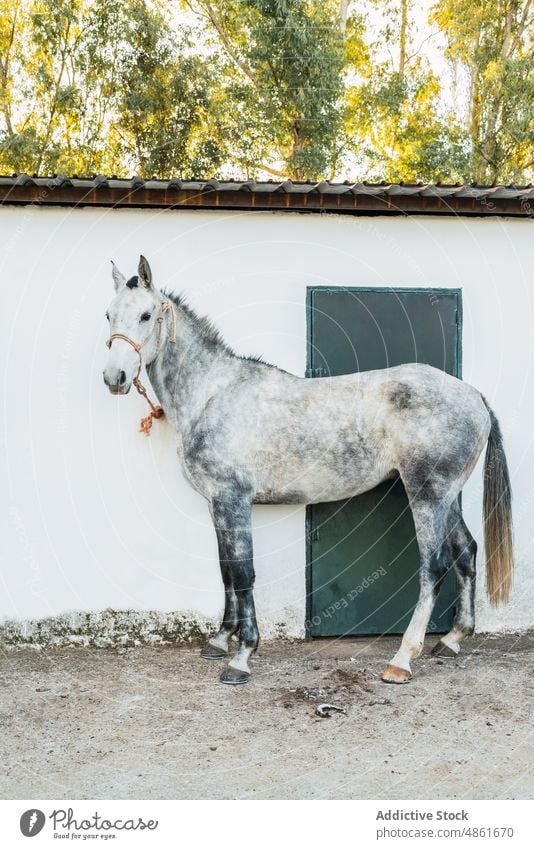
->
147;313;234;430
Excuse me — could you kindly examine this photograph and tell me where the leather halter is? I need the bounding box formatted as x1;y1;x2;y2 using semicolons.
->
106;299;176;435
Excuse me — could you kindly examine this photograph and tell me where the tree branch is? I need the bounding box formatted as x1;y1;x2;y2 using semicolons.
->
405;30;441;65
0;7;18;135
509;0;532;57
399;0;408;75
185;0;258;86
36;18;72;173
235;156;288;178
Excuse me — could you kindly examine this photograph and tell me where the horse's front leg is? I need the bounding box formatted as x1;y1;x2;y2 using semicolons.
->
201;494;240;659
200;558;238;660
209;495;259;685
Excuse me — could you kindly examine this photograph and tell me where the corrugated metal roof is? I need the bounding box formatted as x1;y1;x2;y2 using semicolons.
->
1;174;533;216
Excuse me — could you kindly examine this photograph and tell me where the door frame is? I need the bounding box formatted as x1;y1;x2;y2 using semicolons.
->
305;285;463;638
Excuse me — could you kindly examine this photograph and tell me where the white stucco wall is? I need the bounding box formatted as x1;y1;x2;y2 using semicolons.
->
1;204;533;638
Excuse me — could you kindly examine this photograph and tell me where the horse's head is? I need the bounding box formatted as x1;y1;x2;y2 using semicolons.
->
103;255;163;395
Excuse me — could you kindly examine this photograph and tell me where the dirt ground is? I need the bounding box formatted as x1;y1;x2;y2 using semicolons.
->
1;634;533;800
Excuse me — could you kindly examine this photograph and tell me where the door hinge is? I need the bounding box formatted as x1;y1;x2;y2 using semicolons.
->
310;528;320;542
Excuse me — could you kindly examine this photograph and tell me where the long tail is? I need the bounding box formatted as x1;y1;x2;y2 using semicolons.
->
482;400;514;606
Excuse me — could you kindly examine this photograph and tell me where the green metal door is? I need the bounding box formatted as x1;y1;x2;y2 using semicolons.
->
306;287;461;637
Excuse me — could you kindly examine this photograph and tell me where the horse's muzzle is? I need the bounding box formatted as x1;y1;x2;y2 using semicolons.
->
103;368;132;395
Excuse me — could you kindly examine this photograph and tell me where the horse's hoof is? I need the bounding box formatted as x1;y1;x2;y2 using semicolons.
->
431;640;459;659
381;664;412;684
200;643;227;660
220;667;250;685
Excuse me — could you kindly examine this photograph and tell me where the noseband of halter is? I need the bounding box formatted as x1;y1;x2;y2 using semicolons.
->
106;298;177;436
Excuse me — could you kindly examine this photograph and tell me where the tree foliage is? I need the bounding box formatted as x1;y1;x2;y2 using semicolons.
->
432;0;534;182
182;0;345;179
0;0;223;176
0;0;533;182
343;1;466;181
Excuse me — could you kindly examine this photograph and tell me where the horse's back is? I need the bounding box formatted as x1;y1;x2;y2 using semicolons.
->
367;362;489;433
285;361;487;435
253;361;489;503
182;358;489;505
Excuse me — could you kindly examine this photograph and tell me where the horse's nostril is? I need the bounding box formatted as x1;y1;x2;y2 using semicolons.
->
119;370;126;386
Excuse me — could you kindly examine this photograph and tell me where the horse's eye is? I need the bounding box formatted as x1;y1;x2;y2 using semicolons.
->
140;312;151;322
105;312;109;321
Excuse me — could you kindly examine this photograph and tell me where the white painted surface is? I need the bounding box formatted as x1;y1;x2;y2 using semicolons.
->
1;206;533;636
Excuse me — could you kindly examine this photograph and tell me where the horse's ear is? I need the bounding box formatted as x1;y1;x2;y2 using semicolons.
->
138;255;153;289
111;261;126;292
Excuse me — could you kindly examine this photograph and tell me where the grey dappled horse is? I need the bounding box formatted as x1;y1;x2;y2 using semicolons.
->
103;256;514;686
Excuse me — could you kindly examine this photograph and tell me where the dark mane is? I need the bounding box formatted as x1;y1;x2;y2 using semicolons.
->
162;289;272;366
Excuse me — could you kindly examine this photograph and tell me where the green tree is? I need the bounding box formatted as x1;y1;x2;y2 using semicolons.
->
116;1;223;177
0;0;78;173
432;0;534;183
2;0;534;183
0;0;21;144
344;0;467;182
0;0;223;176
183;0;346;180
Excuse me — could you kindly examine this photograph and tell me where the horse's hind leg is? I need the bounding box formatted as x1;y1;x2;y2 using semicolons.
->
207;495;259;685
382;496;452;684
432;505;477;659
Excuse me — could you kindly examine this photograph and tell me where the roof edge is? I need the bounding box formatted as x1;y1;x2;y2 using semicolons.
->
1;176;533;217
